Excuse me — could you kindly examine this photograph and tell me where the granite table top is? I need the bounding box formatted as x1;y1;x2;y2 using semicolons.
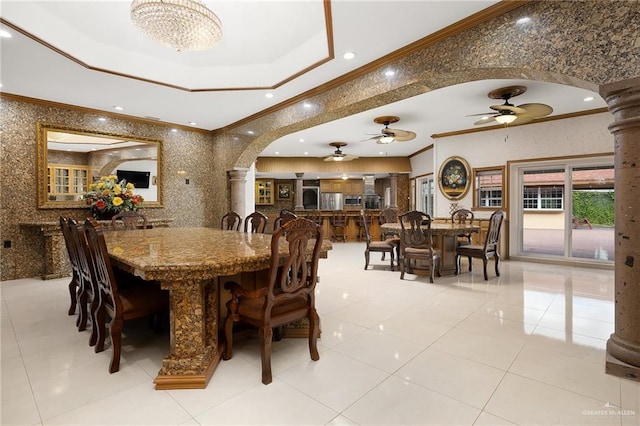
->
380;222;480;236
104;227;332;282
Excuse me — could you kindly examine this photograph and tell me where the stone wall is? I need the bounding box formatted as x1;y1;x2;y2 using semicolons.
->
0;98;225;280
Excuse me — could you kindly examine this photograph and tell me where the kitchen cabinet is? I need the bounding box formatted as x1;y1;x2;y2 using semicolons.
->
255;179;274;205
344;179;363;195
320;180;344;193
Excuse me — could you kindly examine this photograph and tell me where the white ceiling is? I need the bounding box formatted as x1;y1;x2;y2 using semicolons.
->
0;1;606;164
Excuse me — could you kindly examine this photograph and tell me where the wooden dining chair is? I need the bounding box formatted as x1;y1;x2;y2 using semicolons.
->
451;208;475;245
83;217;169;373
273;210;297;232
221;211;242;231
378;208;400;261
111;211;148;230
361;210;395;271
61;217;94;335
399;210;440;282
64;218;100;346
223;218;324;384
244;211;268;233
60;216;80;316
456;210;504;280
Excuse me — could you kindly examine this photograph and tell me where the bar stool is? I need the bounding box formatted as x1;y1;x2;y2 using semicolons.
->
330;214;348;242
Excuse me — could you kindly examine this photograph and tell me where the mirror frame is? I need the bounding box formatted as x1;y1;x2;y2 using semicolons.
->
36;122;164;209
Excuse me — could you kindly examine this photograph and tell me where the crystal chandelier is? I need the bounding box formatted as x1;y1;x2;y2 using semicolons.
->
130;0;223;52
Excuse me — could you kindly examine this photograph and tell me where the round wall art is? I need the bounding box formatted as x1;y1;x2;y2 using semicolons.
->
438;156;471;200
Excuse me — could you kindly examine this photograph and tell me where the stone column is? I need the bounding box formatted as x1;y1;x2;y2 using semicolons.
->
600;76;640;382
295;173;304;210
229;169;249;218
389;173;399;209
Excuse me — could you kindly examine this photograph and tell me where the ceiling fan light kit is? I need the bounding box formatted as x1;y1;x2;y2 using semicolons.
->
324;142;358;162
130;0;223;52
366;116;417;144
495;112;517;124
470;85;553;126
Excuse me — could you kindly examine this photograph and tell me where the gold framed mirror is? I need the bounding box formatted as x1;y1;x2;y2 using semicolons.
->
36;122;164;209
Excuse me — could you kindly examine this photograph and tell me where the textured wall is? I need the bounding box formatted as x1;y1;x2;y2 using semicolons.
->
0;98;221;280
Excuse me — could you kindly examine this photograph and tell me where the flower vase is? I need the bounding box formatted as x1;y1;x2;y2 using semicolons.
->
91;208;118;221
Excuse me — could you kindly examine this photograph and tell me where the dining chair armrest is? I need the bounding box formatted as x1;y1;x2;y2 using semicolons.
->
224;281;268;299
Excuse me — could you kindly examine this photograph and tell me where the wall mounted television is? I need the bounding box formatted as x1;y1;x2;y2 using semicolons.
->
116;169;150;188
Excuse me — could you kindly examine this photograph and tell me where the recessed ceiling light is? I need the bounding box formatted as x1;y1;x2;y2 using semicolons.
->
247;130;254;135
113;106;124;111
171;128;178;132
265;93;274;98
304;152;309;155
0;30;12;38
188;121;197;126
275;151;280;155
379;151;384;155
583;96;595;102
299;138;304;143
98;117;106;122
516;17;531;24
342;51;356;60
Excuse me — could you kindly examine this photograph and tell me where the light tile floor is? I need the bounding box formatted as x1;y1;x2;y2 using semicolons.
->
2;242;639;426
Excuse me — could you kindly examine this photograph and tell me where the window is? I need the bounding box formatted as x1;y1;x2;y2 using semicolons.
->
522;168;564;210
473;167;504;209
523;186;563;210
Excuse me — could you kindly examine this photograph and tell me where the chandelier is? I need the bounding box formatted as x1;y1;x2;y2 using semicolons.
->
130;0;223;52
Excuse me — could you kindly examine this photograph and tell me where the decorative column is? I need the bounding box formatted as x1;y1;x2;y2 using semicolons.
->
389;173;399;209
600;76;640;382
295;173;304;211
229;169;249;218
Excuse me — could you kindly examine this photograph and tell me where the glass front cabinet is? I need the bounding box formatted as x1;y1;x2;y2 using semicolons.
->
47;164;90;201
255;178;274;205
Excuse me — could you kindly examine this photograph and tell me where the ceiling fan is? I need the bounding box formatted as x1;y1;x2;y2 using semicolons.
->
469;85;553;126
324;142;359;162
364;116;417;144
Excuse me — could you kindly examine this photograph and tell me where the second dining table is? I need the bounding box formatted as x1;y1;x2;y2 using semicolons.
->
104;226;332;390
380;221;480;276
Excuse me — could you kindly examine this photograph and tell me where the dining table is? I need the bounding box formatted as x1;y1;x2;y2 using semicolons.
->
103;226;332;390
380;222;480;276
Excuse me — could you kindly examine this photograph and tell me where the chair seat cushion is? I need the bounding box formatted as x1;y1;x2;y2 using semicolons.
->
405;247;440;256
369;241;394;250
238;294;309;322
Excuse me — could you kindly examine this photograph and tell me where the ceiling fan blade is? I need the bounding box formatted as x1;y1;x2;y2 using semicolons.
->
342;154;359;161
517;103;553;117
474;116;497;125
466;112;497;117
490;104;527;114
391;130;416;142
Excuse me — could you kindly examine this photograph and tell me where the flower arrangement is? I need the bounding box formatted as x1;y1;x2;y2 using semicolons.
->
84;175;143;218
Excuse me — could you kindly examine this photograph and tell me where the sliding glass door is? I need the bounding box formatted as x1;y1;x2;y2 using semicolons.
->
511;157;614;263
